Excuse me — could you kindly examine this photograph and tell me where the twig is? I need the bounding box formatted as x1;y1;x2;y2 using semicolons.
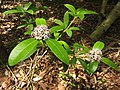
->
6;65;18;82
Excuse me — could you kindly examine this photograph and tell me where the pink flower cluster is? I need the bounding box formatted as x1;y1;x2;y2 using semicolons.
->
88;48;102;62
31;25;50;40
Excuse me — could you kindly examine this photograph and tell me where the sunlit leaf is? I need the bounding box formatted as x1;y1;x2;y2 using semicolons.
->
3;10;21;15
50;26;64;33
17;24;27;29
27;24;33;31
8;38;39;66
64;11;69;28
93;41;104;50
54;19;64;27
101;57;118;71
77;8;97;15
35;18;46;26
26;9;34;15
24;2;32;11
16;6;25;13
45;39;69;65
24;30;32;35
66;29;72;38
58;41;71;52
64;4;76;16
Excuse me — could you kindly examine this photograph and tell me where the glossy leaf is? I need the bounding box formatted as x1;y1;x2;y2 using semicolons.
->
101;57;118;71
8;38;39;66
78;14;85;20
26;9;34;15
93;41;104;50
87;61;98;74
17;24;27;29
16;6;24;13
45;39;69;65
58;41;71;52
66;29;72;38
54;19;64;27
24;2;32;11
3;10;21;15
27;24;33;31
79;59;87;70
77;8;97;15
50;26;64;33
64;11;69;28
35;18;46;26
64;4;76;15
24;30;32;35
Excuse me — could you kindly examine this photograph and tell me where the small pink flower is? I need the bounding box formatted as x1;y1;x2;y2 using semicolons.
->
31;25;50;40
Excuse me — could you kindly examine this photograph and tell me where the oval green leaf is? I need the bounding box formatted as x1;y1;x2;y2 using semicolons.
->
87;61;98;74
66;29;72;38
93;41;104;50
45;39;69;65
3;10;21;15
64;4;76;15
24;2;32;11
54;19;64;27
64;11;69;28
26;9;34;15
8;38;39;66
101;57;118;71
35;18;46;26
50;26;64;33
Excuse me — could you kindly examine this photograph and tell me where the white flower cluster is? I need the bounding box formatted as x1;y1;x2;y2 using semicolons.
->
87;48;102;62
31;25;50;40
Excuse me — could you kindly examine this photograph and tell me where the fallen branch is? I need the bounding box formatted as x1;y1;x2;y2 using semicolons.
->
90;1;120;41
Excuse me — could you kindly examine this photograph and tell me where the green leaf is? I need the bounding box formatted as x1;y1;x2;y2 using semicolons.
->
54;19;64;27
93;41;104;50
17;24;27;29
78;14;85;20
35;18;46;26
87;61;98;74
27;24;33;31
79;59;87;70
58;41;71;52
24;2;32;11
62;63;69;72
24;30;32;35
64;11;69;28
53;32;60;39
26;9;34;15
73;43;89;54
8;38;39;66
77;8;97;15
45;39;69;65
66;29;72;38
16;6;25;13
64;4;76;15
3;10;21;15
69;27;80;31
101;57;118;71
70;56;77;65
50;26;64;33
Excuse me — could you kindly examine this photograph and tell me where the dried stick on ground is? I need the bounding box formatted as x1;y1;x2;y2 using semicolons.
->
90;1;120;41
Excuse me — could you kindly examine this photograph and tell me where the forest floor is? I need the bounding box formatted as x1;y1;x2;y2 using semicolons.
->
0;0;120;90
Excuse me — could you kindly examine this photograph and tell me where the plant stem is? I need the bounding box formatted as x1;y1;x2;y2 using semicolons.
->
63;17;77;32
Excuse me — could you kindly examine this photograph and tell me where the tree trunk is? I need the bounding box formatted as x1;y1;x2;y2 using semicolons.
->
90;1;120;41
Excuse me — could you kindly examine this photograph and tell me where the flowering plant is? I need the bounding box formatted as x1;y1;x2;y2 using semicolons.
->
7;4;118;74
